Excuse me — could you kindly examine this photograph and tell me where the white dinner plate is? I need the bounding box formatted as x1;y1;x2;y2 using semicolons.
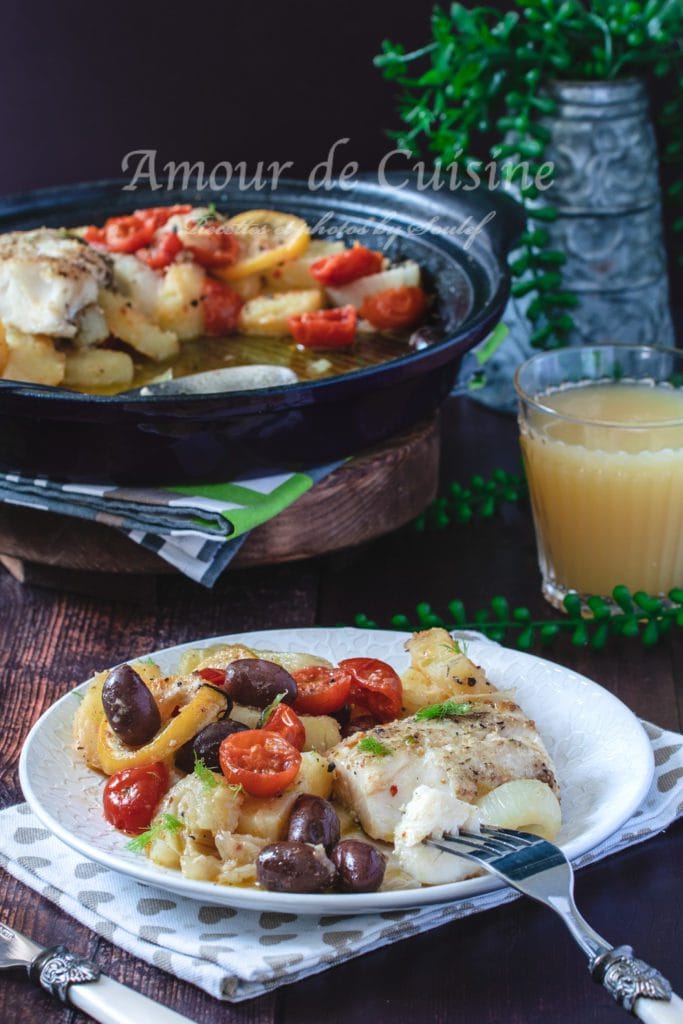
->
19;627;654;914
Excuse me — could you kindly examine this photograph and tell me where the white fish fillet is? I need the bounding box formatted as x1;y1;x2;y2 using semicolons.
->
331;698;558;845
0;228;110;337
394;785;480;884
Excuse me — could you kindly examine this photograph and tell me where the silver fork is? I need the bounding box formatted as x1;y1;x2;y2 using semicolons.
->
427;826;683;1022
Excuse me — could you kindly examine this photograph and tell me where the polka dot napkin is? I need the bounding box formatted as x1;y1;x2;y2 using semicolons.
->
0;720;681;1003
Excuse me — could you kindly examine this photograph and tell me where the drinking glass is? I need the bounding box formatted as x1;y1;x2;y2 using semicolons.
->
514;344;683;610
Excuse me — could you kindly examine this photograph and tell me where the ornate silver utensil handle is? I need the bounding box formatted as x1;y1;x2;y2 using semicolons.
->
30;943;196;1024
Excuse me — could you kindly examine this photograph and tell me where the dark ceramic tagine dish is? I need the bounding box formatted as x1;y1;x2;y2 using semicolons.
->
0;175;523;484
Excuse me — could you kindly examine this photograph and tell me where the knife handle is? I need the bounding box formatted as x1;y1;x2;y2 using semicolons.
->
30;944;196;1024
592;947;683;1022
634;993;683;1024
69;973;197;1024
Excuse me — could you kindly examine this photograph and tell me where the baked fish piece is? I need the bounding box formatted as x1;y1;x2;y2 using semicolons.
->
0;228;110;337
331;696;559;844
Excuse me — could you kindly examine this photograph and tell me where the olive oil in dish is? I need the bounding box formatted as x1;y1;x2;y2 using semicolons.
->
520;381;683;601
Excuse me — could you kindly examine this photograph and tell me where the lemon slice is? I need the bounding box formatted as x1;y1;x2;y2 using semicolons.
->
218;210;310;280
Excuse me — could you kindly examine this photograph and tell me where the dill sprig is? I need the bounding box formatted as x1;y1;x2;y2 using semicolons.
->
193;202;219;228
415;700;473;720
126;813;184;854
354;586;683;652
193;755;219;791
358;736;393;757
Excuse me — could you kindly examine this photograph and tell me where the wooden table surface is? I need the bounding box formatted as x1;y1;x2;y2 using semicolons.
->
1;396;681;1024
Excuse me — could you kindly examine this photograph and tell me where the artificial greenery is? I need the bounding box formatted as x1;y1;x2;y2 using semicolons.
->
415;467;527;531
377;0;683;348
354;586;683;651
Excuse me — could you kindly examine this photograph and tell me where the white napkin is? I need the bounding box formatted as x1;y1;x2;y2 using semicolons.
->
0;719;680;1003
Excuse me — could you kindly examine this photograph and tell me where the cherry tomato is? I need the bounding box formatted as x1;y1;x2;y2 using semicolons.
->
263;703;306;750
359;286;428;331
84;206;192;254
288;305;357;349
137;231;183;269
137;204;192;232
103;214;156;253
219;730;301;797
82;225;107;247
197;667;227;686
292;666;352;715
185;225;240;268
202;276;243;335
309;244;383;286
102;761;169;835
339;658;403;723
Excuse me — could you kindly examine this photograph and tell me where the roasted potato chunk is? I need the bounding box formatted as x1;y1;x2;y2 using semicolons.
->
155;263;205;340
401;628;492;714
64;347;134;388
99;289;179;361
238;289;322;336
236;750;333;840
1;326;65;385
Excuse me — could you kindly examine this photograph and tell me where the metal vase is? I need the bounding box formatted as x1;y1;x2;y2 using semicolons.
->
461;77;674;410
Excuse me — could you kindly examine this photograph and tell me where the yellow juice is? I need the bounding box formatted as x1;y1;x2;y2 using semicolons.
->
520;382;683;599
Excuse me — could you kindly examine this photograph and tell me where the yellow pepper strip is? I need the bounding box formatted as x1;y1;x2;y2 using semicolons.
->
97;684;228;775
217;210;310;281
73;672;108;772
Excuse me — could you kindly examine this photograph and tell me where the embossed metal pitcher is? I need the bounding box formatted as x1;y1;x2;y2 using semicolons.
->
461;77;675;410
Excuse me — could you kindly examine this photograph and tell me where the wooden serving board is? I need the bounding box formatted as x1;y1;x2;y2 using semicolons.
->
0;417;439;595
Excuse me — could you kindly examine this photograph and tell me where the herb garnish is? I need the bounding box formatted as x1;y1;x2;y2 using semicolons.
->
442;638;468;658
258;692;285;728
126;813;183;854
194;202;218;228
358;736;393;757
193;755;219;791
415;701;473;721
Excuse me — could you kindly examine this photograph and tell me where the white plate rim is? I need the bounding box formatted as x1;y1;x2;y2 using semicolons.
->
19;627;654;914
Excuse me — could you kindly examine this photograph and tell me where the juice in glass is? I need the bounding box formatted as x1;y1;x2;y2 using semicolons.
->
515;346;683;609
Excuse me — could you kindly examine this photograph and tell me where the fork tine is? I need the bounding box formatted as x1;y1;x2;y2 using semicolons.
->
479;825;538;845
434;832;504;860
427;837;490;861
458;830;518;855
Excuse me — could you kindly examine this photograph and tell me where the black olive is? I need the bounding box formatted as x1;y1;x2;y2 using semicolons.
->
256;841;337;893
175;718;248;773
287;795;340;852
331;840;386;893
102;664;160;747
224;659;297;709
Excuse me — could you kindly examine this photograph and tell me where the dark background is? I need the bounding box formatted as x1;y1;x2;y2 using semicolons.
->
1;0;448;196
2;0;680;282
